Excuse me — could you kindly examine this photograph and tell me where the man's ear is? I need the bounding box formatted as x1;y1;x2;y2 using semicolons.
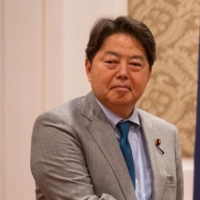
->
85;58;92;82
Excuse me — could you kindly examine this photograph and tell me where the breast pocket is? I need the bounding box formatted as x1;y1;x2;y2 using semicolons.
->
166;175;175;185
163;175;176;200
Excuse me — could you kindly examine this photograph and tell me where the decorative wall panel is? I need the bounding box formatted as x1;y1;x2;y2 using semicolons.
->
129;0;200;157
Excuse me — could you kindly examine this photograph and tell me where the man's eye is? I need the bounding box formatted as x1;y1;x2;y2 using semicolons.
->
130;62;141;66
106;60;114;64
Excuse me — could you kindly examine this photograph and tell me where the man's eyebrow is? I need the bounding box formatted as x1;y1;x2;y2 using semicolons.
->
130;55;144;60
104;51;144;60
104;51;120;57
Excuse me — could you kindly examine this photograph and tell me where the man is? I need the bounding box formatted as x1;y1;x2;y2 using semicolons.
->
31;16;184;200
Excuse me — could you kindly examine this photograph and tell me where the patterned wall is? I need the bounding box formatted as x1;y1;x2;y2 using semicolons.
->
128;0;200;157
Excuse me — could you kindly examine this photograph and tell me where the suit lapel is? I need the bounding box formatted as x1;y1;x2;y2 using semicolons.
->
81;92;137;200
138;110;166;200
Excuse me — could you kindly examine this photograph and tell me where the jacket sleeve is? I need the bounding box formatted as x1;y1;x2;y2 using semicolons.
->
30;112;117;200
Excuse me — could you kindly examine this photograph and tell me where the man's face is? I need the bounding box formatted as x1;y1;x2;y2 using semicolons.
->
85;33;152;118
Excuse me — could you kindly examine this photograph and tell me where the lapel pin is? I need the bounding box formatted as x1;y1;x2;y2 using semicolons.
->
155;138;161;145
154;138;165;155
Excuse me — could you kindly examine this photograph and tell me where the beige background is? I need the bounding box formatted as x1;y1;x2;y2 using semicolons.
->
129;0;200;157
0;0;195;200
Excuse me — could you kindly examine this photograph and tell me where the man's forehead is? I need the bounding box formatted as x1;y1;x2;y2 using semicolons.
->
100;33;143;49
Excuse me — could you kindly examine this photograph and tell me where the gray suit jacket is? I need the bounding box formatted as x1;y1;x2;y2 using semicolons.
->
31;91;184;200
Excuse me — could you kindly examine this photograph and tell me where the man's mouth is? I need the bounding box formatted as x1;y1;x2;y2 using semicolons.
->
111;86;130;91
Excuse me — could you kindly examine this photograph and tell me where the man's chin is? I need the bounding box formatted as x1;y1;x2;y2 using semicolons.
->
109;98;135;107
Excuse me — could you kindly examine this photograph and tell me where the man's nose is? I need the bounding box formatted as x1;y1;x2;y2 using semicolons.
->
116;63;128;79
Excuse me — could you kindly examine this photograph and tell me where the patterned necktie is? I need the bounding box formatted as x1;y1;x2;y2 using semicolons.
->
117;121;136;188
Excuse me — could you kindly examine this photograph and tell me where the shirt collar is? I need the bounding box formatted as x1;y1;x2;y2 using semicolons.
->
95;98;140;129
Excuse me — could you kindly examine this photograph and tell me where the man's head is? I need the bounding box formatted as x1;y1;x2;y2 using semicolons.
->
85;16;156;69
85;16;156;118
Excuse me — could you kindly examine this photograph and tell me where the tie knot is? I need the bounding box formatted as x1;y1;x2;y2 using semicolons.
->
117;121;131;139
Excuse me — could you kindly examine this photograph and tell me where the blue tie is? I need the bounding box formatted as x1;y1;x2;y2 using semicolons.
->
117;121;136;188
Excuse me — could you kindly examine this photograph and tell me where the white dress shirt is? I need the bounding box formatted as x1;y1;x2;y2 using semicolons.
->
96;100;152;200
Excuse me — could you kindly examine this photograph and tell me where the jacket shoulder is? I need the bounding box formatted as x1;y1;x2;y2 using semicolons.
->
137;108;176;129
34;96;84;127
